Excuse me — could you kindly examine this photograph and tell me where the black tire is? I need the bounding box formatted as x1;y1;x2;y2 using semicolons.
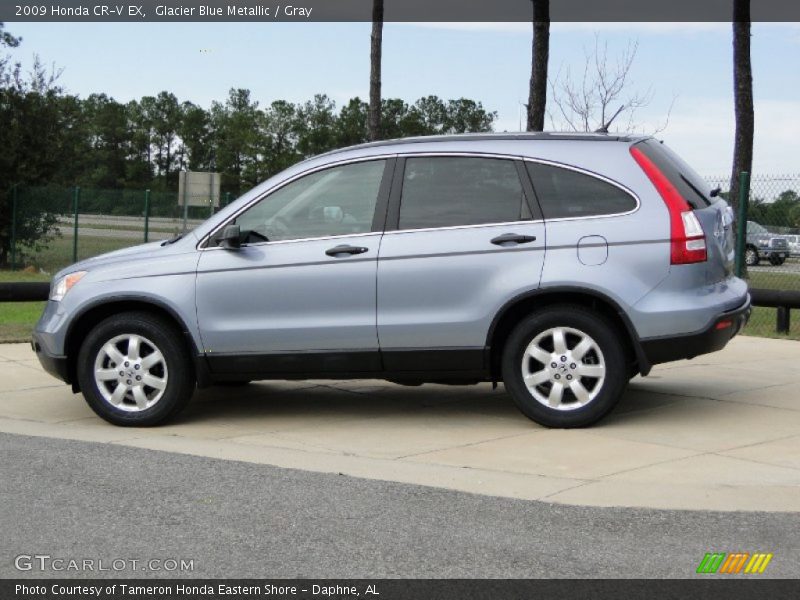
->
769;256;786;266
745;246;759;267
501;306;628;428
77;311;195;426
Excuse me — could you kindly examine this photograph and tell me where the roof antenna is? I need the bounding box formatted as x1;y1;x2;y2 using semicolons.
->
595;105;625;133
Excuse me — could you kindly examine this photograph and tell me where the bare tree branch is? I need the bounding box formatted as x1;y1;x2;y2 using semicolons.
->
548;35;670;135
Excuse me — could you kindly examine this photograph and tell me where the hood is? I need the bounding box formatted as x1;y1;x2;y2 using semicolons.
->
53;233;199;280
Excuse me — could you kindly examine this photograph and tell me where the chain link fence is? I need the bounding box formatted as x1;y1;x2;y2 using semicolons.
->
3;185;237;274
703;173;800;281
705;173;800;338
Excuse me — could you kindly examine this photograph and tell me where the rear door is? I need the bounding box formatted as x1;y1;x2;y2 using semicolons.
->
376;155;546;372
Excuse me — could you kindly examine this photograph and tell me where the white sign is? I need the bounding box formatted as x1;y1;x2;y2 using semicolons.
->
178;171;221;208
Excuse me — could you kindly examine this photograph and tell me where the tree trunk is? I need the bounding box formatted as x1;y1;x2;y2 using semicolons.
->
731;0;754;206
526;0;550;132
368;1;384;142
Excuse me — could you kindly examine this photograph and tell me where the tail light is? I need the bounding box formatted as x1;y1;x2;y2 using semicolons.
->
630;146;707;264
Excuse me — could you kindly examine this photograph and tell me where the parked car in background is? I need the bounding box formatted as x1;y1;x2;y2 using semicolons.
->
745;221;791;266
33;133;750;429
784;234;800;258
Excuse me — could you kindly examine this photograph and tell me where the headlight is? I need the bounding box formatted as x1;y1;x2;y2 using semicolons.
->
50;271;87;302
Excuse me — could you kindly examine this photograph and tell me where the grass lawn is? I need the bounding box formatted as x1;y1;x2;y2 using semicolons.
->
0;303;44;343
0;271;49;343
741;266;800;340
743;306;800;341
75;222;177;234
26;234;139;274
746;269;800;291
1;234;145;342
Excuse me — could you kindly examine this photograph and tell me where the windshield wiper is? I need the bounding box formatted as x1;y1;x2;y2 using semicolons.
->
680;174;712;206
161;233;184;246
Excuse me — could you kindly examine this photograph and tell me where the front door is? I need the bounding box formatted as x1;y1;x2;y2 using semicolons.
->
196;158;392;375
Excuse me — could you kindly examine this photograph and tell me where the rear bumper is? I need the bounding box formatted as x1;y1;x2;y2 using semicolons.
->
31;333;70;384
640;294;751;366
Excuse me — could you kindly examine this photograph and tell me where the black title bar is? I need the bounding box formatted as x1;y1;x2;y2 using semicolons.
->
4;579;800;600
3;0;800;23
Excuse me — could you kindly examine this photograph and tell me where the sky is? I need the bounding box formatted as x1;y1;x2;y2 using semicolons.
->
5;20;800;177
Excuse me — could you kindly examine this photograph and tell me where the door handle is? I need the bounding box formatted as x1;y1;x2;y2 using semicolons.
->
325;244;369;257
490;233;537;246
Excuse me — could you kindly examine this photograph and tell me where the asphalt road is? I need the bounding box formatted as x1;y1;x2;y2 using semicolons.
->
58;214;204;228
750;262;800;276
1;432;798;579
55;214;200;240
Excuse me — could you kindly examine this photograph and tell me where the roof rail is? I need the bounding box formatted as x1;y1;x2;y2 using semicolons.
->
319;131;647;158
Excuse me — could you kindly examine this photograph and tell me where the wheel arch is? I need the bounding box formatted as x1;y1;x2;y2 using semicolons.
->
64;296;206;392
486;286;650;379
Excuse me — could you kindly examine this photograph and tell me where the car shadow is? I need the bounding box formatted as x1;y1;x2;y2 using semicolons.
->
170;379;685;427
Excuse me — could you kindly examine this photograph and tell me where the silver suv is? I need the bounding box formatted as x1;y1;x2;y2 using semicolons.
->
32;133;751;428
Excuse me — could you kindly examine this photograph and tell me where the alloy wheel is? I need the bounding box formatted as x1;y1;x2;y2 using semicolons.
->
93;334;169;412
521;326;606;411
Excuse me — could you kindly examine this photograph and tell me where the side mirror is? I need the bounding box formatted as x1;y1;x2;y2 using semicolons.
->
221;225;241;250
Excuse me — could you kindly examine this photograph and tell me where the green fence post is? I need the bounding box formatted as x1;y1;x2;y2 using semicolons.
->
734;171;749;279
10;184;18;270
181;177;189;233
210;173;216;217
72;186;80;264
143;189;151;243
225;192;231;207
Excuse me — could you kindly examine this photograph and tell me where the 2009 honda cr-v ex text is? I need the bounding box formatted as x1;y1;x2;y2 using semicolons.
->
32;133;751;428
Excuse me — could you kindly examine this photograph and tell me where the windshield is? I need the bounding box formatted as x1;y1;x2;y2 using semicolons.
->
747;221;768;234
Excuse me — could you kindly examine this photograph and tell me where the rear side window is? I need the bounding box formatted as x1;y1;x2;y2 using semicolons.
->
398;157;529;230
525;162;637;219
633;139;714;209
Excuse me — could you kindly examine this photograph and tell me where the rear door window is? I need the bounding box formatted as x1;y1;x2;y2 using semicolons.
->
525;162;637;219
398;157;530;230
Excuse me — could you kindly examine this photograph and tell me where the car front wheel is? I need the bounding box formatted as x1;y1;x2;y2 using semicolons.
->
745;247;759;267
769;256;786;266
77;312;195;426
502;307;628;428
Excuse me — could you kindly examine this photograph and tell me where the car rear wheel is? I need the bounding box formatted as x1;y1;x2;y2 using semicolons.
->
77;312;195;426
501;306;628;428
745;247;760;267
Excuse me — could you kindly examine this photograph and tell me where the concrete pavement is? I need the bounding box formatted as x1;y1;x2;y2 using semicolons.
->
0;336;799;512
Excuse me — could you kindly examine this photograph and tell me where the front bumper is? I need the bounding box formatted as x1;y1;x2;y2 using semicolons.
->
640;294;751;366
31;333;70;384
